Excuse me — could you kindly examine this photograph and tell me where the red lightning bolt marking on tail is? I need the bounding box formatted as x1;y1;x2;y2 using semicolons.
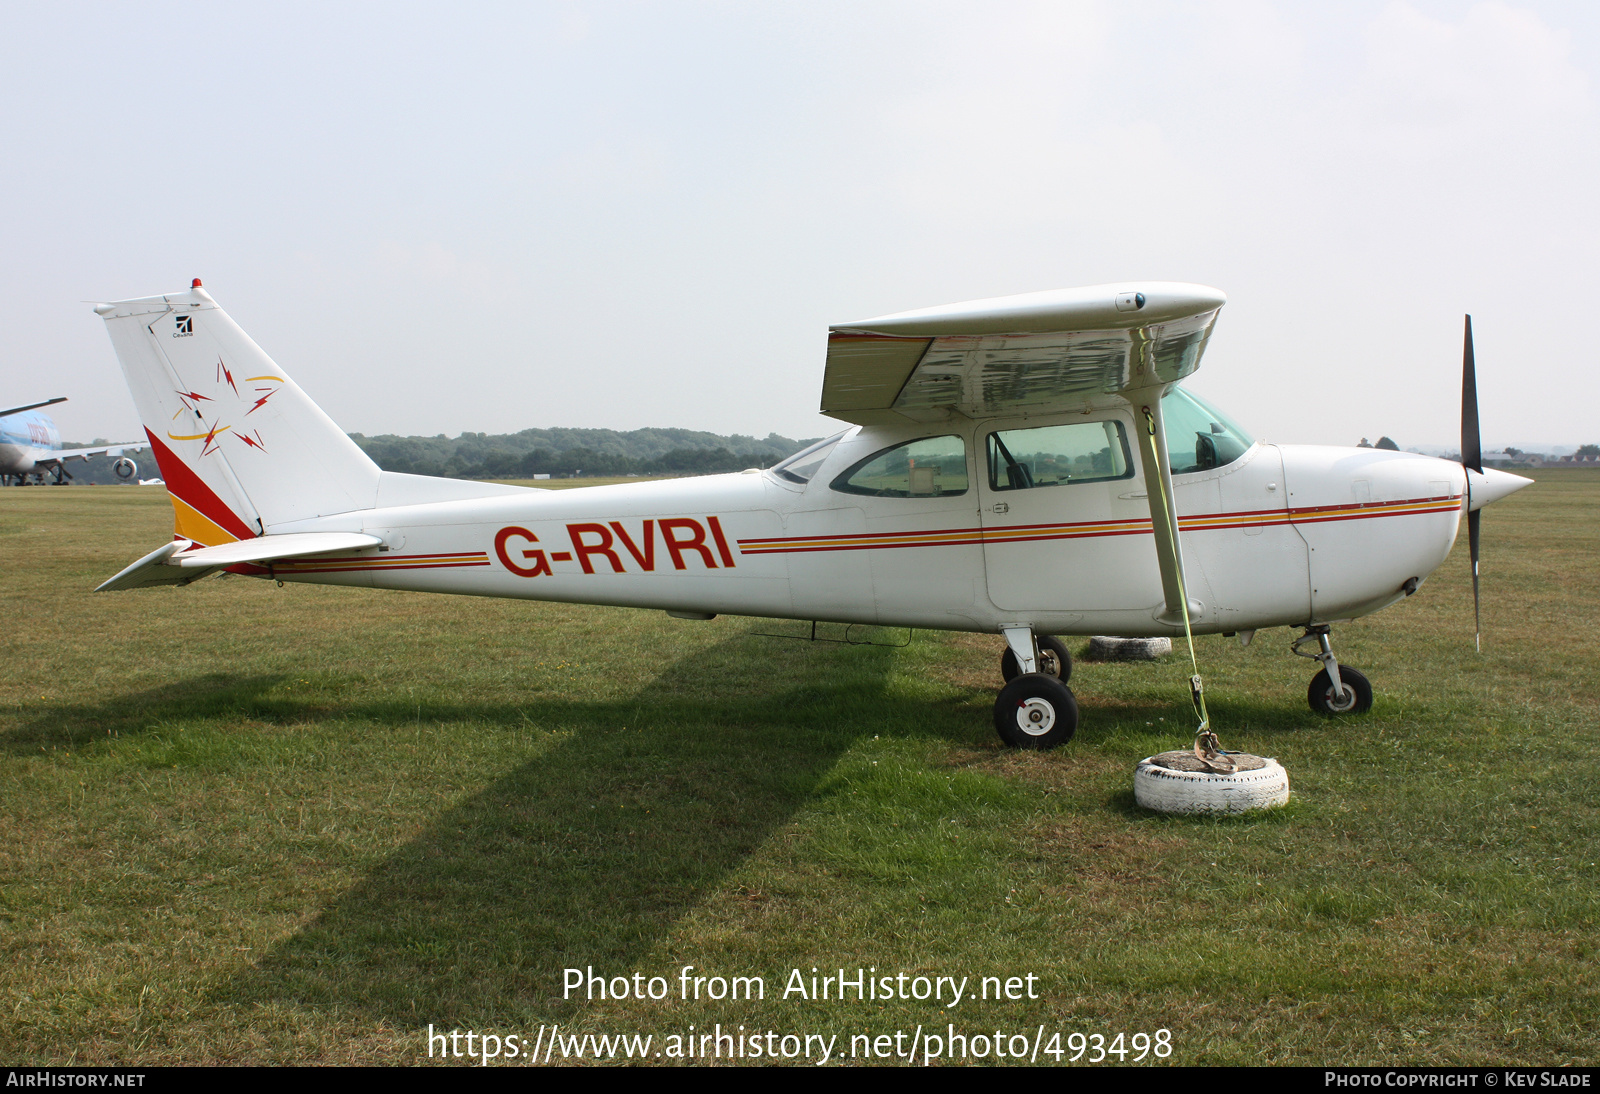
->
247;388;277;415
175;390;209;418
216;357;238;396
237;430;268;452
201;421;225;456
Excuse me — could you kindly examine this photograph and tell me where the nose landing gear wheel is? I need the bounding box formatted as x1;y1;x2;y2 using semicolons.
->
1000;634;1073;685
994;672;1079;749
1308;666;1372;715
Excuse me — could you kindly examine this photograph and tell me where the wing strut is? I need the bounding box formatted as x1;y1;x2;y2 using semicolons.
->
1130;390;1228;764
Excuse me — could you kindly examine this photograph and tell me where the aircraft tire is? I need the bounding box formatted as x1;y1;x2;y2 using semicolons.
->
1134;755;1290;814
994;673;1078;750
1308;666;1373;715
999;635;1073;685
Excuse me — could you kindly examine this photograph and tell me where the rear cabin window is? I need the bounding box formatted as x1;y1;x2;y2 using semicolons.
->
986;420;1133;491
770;432;846;484
831;435;969;498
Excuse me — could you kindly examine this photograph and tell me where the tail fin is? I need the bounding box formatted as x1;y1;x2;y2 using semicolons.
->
95;283;382;544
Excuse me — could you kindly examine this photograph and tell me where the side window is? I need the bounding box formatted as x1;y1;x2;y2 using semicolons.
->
831;435;969;498
987;420;1133;491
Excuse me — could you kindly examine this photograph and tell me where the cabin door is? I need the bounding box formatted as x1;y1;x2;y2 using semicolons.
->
978;413;1162;614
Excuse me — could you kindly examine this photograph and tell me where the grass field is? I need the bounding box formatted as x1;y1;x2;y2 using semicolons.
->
1;472;1595;1066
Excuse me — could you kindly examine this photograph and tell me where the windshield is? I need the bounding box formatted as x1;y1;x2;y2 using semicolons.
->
770;431;847;485
1162;388;1253;474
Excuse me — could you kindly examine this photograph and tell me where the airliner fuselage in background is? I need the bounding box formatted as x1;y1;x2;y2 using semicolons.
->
0;397;144;485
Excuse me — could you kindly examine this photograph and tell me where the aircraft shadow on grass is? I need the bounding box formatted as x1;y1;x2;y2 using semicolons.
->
3;627;1317;1026
1;632;905;1022
1;672;294;754
214;643;1318;1026
206;631;955;1026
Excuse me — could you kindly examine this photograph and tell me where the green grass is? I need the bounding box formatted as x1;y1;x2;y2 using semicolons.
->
1;472;1595;1065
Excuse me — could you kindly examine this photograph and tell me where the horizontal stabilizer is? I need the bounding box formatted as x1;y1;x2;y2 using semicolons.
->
169;531;382;567
97;532;383;592
96;540;196;591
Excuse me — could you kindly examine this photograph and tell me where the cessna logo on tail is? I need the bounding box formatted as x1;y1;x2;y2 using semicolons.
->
494;518;737;578
174;315;193;336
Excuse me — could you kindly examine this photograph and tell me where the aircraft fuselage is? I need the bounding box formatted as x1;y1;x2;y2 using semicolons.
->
0;411;61;476
257;413;1469;639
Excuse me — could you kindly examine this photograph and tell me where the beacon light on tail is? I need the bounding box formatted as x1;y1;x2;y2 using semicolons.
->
91;280;1530;747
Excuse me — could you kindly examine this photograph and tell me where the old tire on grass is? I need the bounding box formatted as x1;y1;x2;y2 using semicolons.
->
1000;634;1073;685
1087;635;1171;661
1134;752;1290;815
1307;666;1373;716
994;673;1078;750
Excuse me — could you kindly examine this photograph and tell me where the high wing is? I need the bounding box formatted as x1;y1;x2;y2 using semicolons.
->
821;282;1226;425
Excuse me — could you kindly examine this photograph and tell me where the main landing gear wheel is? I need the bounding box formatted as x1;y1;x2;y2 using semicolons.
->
994;673;1079;750
1308;666;1373;715
1000;634;1073;685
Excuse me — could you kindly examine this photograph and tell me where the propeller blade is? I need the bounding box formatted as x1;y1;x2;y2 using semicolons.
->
1462;316;1481;473
1462;315;1482;651
1468;507;1481;653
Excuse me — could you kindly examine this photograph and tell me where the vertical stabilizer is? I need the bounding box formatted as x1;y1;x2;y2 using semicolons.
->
96;283;382;543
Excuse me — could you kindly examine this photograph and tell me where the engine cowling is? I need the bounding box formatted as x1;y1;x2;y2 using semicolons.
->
113;457;137;480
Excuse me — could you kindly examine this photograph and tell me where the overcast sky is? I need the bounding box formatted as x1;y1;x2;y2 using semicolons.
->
2;1;1595;450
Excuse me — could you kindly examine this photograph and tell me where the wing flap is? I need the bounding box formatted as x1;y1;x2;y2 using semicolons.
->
820;335;932;413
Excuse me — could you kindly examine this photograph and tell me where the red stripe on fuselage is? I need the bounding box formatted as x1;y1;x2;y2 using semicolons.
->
734;495;1463;555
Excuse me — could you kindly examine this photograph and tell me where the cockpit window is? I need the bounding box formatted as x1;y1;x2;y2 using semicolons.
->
770;432;846;484
831;435;968;498
1162;388;1253;474
986;420;1133;491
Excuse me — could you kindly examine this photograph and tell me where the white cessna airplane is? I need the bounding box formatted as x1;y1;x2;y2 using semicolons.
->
92;279;1529;748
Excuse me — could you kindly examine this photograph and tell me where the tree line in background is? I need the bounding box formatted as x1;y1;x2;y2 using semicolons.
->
350;426;820;480
50;426;818;484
